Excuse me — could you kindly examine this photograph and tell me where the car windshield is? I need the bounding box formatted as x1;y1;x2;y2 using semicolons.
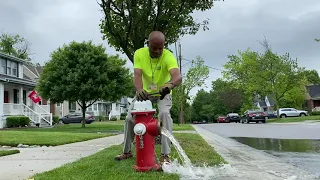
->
229;113;239;116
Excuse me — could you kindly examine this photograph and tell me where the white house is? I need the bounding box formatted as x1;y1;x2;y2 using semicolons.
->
23;63;130;120
0;52;52;128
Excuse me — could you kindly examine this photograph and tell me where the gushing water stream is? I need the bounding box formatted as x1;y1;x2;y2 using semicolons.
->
160;128;238;180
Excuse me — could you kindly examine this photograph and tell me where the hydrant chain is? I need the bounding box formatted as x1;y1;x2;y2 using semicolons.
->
139;135;144;149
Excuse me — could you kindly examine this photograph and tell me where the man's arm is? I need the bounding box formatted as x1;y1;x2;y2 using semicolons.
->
134;68;143;91
169;68;182;88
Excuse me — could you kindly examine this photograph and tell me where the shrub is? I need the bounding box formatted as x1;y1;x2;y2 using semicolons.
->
52;116;60;124
6;116;30;128
97;115;105;121
110;116;118;121
120;113;127;120
311;111;320;116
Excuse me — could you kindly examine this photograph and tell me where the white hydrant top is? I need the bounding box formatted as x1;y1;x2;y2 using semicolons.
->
133;123;147;135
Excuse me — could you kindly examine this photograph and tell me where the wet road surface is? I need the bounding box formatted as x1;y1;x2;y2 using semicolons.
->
198;123;320;177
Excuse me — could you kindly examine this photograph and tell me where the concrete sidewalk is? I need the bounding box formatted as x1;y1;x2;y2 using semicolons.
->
193;125;319;180
0;134;123;180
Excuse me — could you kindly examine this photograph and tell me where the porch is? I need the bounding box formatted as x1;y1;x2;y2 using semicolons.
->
0;82;52;128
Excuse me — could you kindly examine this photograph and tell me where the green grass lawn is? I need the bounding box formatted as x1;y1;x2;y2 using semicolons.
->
173;123;195;131
268;115;320;123
0;121;195;147
31;133;225;180
0;131;113;147
0;149;20;157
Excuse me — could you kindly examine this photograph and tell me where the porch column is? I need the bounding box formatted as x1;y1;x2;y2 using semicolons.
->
20;87;23;114
0;83;4;128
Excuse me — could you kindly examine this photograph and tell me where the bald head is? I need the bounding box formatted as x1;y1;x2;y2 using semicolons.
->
148;31;165;58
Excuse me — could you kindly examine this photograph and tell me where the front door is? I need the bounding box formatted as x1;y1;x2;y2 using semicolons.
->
4;91;8;103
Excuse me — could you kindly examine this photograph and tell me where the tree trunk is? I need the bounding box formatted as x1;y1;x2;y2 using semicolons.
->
81;101;87;128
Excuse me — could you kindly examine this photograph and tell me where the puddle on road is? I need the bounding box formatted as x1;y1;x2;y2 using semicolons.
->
231;137;320;153
231;137;320;177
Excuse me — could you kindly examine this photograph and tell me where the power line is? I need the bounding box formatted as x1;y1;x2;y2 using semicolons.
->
181;58;225;71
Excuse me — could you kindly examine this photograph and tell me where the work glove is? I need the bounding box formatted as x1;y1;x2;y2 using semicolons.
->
136;89;149;101
159;83;173;100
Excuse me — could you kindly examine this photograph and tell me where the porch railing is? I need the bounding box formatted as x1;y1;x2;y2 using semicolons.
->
3;103;22;115
2;103;52;126
34;104;50;114
312;106;320;112
22;104;52;126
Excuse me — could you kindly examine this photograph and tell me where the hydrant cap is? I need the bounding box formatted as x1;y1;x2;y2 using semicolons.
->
133;123;146;135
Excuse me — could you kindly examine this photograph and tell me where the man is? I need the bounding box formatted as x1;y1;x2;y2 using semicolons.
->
115;31;182;163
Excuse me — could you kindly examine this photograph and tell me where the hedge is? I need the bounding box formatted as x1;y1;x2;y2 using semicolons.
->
6;116;30;128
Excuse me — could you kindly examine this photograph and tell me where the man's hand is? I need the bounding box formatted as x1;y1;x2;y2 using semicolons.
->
136;89;149;101
159;83;173;96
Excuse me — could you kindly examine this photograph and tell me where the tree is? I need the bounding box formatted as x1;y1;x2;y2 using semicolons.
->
315;38;320;42
223;39;306;116
98;0;222;62
0;32;31;60
303;69;320;84
191;89;212;122
174;56;209;124
36;41;133;128
219;88;243;113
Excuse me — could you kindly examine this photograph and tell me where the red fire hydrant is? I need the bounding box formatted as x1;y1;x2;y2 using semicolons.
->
131;109;162;172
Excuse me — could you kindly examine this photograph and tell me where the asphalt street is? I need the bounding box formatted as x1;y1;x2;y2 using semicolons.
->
198;122;320;139
196;122;320;178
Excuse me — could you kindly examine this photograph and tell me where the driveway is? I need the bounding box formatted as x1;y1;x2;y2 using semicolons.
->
194;123;320;179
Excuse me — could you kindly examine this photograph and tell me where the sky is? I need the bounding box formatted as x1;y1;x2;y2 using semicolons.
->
1;0;319;97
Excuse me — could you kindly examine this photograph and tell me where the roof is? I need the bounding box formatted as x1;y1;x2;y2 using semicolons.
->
0;52;28;63
258;100;267;107
0;74;37;87
24;63;42;77
266;95;276;106
306;85;320;99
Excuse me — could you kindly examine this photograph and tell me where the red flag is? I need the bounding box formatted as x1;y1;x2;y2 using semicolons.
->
28;90;41;103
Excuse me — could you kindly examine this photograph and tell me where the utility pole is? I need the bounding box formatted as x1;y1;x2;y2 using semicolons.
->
178;42;184;124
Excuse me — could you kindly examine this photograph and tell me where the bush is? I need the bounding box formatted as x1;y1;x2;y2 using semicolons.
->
120;113;127;120
6;116;30;128
110;116;118;121
98;115;105;121
311;111;320;116
52;116;60;124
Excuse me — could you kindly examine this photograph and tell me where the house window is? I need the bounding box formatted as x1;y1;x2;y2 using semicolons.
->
56;103;61;107
93;104;97;111
12;62;17;76
69;102;76;111
7;61;11;75
1;59;6;74
0;59;18;77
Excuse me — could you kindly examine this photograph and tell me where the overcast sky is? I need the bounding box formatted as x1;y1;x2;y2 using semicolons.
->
1;0;319;97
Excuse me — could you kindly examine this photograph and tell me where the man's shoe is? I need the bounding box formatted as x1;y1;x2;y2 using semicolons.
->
115;151;133;161
159;154;170;164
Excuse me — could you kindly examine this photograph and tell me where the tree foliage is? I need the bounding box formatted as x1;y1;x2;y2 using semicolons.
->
223;39;306;115
98;0;221;62
303;69;320;84
37;41;133;127
0;32;31;60
172;56;209;124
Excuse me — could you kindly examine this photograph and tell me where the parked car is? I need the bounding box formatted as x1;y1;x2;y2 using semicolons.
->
264;111;277;119
277;108;308;118
226;113;241;123
59;113;95;124
241;110;267;123
217;115;227;123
